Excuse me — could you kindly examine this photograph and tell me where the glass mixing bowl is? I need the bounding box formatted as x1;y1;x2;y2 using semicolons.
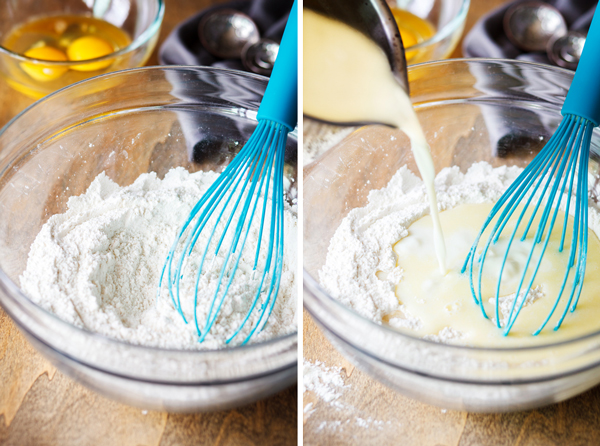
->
0;0;164;99
388;0;470;64
304;59;600;413
0;66;297;412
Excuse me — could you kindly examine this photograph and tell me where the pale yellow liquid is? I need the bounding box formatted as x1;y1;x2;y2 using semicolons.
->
391;203;600;346
303;9;447;273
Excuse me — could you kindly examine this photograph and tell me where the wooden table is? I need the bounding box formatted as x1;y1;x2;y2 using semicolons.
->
0;1;297;445
303;1;600;445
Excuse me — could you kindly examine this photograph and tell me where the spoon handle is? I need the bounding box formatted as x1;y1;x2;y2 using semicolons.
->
256;0;298;131
562;5;600;126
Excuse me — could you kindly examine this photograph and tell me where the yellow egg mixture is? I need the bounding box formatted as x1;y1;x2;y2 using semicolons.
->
305;8;600;347
2;14;130;96
389;7;436;63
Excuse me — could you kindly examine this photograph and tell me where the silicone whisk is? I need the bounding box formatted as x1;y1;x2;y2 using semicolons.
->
463;7;600;335
158;1;297;345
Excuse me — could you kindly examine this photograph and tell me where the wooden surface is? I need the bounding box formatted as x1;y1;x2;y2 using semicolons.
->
303;311;600;446
303;0;600;445
0;1;297;445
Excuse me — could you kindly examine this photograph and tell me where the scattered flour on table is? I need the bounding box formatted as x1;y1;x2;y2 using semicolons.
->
303;359;349;406
19;167;297;350
303;359;392;432
318;162;600;343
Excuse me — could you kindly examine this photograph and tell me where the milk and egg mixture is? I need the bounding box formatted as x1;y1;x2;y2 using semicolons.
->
305;9;600;346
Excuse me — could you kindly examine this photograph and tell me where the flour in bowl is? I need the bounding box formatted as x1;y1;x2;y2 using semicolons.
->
20;167;297;350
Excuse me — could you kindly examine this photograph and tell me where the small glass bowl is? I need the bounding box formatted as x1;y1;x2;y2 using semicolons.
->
303;59;600;412
0;66;297;411
0;0;164;99
389;0;470;64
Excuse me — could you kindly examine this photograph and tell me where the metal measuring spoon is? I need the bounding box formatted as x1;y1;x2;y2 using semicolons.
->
198;9;260;59
547;31;586;70
504;2;567;52
242;39;279;75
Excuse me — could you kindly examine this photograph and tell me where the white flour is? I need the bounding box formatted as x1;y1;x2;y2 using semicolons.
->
303;359;349;406
20;167;297;350
303;359;392;433
318;162;600;342
490;285;545;326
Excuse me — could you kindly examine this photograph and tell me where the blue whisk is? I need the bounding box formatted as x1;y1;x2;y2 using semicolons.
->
158;1;297;345
462;8;600;336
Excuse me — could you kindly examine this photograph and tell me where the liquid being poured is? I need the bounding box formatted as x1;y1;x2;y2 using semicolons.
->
303;9;447;272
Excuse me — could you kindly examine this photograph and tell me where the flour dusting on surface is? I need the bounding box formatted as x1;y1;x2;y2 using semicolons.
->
303;358;393;433
303;359;349;406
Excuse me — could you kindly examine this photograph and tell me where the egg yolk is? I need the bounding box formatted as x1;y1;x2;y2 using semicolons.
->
399;29;418;48
67;36;114;71
390;7;436;63
21;46;68;82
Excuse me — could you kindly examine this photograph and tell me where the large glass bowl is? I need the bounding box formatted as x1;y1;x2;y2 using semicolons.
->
0;0;164;98
0;66;297;412
303;59;600;413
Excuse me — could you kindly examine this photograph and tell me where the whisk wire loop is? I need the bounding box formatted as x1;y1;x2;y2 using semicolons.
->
463;114;593;335
187;124;277;337
158;127;265;320
230;136;286;344
157;119;290;343
466;3;600;335
535;121;591;333
464;119;567;320
516;119;584;333
503;130;578;334
158;0;296;345
198;124;283;342
505;117;591;333
247;135;286;342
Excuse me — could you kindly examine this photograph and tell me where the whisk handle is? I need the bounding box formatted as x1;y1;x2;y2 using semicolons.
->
562;6;600;126
256;0;298;131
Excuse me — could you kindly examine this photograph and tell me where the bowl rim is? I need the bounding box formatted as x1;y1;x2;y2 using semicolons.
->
403;0;471;51
0;0;165;67
302;57;600;355
0;64;298;359
0;64;274;135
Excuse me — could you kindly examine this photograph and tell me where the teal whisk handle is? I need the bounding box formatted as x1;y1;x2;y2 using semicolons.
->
562;6;600;126
256;0;298;131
